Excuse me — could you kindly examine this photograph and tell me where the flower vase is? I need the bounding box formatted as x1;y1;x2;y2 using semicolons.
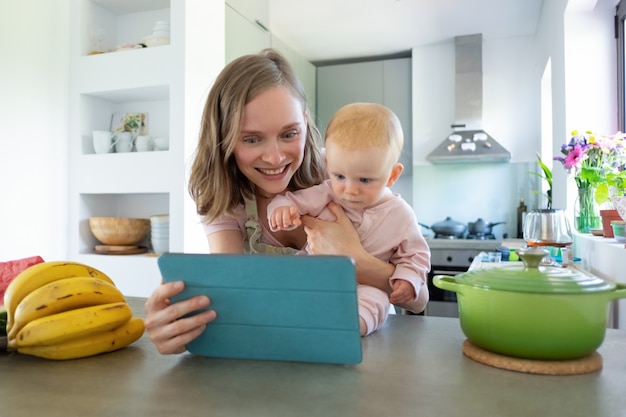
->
575;185;601;233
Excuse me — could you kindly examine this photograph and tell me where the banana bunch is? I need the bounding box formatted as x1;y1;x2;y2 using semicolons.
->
4;261;144;360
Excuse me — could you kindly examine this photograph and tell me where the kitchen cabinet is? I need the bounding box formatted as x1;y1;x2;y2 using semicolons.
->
225;0;270;64
225;0;315;114
316;58;413;203
573;233;626;329
67;0;225;296
270;36;317;121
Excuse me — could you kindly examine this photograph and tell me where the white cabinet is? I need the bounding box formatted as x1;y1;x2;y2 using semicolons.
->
225;0;316;120
225;0;269;27
225;1;270;64
271;36;317;120
68;0;225;296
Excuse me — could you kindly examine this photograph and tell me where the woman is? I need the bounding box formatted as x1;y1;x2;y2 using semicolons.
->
144;49;409;354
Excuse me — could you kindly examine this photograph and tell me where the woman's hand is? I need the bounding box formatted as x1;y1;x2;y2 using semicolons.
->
301;202;361;257
301;202;394;294
144;281;217;355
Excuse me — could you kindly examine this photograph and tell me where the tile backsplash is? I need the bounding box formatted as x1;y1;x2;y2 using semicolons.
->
408;162;541;239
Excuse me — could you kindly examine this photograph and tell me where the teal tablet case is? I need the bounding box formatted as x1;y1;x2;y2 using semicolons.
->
157;253;362;365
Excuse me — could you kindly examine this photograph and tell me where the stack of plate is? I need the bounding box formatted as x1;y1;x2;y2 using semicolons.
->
142;21;170;47
150;214;169;255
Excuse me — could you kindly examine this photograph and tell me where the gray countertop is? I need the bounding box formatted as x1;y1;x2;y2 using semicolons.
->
1;297;625;417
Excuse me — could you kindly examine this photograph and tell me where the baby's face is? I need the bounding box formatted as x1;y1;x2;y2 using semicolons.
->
325;143;395;210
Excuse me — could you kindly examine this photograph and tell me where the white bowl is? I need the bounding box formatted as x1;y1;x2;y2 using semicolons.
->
153;21;170;29
151;237;169;254
142;35;170;47
153;137;169;150
150;214;170;224
151;30;171;37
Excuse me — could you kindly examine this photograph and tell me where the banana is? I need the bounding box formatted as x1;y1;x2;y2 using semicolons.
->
8;276;125;340
17;317;145;360
11;302;132;349
4;261;115;334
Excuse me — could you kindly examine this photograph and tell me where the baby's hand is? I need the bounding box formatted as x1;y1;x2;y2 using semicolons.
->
389;279;416;305
270;206;302;231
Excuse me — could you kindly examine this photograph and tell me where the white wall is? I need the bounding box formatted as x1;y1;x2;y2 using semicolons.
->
0;0;69;262
410;0;618;237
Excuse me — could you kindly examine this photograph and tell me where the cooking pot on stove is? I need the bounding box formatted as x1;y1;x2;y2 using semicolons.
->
419;217;467;237
467;218;506;235
433;247;626;360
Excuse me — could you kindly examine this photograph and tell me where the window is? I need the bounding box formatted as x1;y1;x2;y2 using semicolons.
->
618;1;626;130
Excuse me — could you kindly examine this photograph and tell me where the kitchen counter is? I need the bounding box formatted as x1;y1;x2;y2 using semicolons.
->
2;297;626;417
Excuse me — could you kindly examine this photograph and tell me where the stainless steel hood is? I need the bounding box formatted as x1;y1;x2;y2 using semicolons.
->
427;34;511;164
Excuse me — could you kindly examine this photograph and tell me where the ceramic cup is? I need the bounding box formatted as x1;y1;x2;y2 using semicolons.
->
92;130;114;154
153;137;169;151
135;135;152;152
114;132;133;153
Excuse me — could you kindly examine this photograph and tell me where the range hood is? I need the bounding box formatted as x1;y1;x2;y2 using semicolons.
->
427;34;511;164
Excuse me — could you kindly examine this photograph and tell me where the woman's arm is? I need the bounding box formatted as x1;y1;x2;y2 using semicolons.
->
207;229;245;253
300;202;394;294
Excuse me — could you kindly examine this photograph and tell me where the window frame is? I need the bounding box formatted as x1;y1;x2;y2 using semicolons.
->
617;1;626;131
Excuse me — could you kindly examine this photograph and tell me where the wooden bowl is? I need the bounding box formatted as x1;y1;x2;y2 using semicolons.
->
89;217;150;246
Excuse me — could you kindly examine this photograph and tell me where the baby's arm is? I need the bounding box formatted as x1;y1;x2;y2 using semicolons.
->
269;206;301;231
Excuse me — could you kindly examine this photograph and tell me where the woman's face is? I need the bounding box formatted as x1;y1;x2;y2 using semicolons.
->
233;86;307;197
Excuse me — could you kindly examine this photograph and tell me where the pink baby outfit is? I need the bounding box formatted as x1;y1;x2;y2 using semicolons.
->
268;180;431;335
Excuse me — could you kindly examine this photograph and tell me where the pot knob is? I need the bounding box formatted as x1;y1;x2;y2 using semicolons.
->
516;247;549;269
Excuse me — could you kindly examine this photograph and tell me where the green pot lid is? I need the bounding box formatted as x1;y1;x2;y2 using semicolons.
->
456;247;615;294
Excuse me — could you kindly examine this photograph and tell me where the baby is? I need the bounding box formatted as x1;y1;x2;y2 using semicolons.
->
268;102;430;336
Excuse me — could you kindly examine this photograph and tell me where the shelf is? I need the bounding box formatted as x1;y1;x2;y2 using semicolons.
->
78;193;169;254
78;90;169;155
78;0;171;57
75;151;174;192
77;47;173;93
67;0;226;294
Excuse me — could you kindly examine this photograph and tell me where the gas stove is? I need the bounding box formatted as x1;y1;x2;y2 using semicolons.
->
424;238;525;318
434;233;497;240
426;237;502;252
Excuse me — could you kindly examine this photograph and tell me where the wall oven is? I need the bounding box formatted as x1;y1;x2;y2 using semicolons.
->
424;238;502;318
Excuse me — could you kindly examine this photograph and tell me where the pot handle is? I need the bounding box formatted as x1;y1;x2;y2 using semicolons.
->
606;283;626;301
432;275;462;293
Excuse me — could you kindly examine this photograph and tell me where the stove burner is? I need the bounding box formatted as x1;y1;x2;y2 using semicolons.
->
466;233;496;240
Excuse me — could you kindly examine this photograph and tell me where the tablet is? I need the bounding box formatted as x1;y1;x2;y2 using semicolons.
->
157;253;362;365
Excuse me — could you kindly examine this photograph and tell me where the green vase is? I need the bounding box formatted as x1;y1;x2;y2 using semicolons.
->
575;185;601;233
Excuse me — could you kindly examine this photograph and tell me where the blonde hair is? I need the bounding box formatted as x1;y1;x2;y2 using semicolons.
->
325;102;404;161
188;49;325;221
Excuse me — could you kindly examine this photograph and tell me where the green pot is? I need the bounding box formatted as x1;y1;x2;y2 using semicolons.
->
433;248;626;360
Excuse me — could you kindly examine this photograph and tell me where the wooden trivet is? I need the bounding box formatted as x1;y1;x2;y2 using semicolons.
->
462;340;603;375
94;246;148;255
